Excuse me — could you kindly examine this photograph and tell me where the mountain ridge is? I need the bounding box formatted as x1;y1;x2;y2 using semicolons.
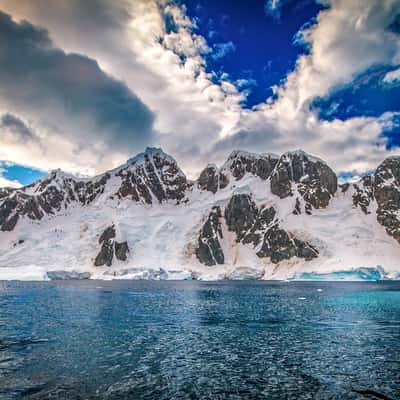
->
0;147;400;281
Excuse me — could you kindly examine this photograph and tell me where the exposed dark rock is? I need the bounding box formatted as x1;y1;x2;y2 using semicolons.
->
242;206;276;246
225;196;318;264
0;193;43;231
196;206;224;266
257;224;295;262
94;225;130;266
225;194;258;241
2;213;19;231
298;181;332;209
0;187;14;199
340;182;350;193
352;175;374;214
293;197;301;215
94;238;114;267
116;148;188;204
197;164;219;193
195;151;280;194
222;151;279;180
270;159;293;199
115;241;129;261
218;172;230;189
0;148;187;232
13;239;24;247
196;194;318;266
73;173;110;205
257;224;318;263
374;157;400;243
270;151;337;212
293;238;319;260
99;225;116;244
0;169;110;231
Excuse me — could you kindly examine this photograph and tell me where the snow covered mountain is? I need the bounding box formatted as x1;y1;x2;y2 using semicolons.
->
1;147;400;281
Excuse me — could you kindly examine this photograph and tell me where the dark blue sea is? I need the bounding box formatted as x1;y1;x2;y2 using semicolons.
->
0;280;399;400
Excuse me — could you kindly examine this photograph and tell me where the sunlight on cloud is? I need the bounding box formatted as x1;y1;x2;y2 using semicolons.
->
384;67;400;83
0;0;399;179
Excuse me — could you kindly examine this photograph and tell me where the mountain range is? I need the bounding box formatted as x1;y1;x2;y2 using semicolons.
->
1;147;400;281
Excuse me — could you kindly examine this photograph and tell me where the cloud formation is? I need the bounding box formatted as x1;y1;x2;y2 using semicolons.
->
0;0;398;181
0;113;34;140
0;10;154;174
212;41;236;60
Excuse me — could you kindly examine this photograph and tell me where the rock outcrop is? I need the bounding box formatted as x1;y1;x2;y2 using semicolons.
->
225;194;318;264
225;194;258;241
374;157;400;243
197;151;279;193
197;164;221;193
221;151;279;181
196;206;225;266
115;241;130;261
352;175;374;214
2;147;400;280
255;223;318;263
0;169;110;231
196;193;318;266
0;148;187;232
270;151;337;212
94;225;130;266
116;147;188;204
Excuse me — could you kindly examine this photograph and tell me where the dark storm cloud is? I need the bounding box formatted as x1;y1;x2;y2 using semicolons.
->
0;11;154;151
0;113;34;139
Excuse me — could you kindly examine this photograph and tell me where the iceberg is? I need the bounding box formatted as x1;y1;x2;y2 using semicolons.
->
293;267;386;281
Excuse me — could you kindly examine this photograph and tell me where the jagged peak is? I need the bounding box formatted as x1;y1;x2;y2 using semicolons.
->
47;168;79;181
280;149;327;165
126;147;176;166
224;149;279;164
383;155;400;161
203;163;218;170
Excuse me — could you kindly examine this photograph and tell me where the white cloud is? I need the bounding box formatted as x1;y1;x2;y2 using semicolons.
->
0;164;21;188
273;0;400;112
0;0;399;179
0;176;22;188
211;41;236;60
384;67;400;82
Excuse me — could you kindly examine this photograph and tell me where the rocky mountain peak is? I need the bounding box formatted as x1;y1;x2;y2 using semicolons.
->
116;147;188;204
374;156;400;243
125;147;173;166
221;150;279;181
271;149;337;212
197;150;279;193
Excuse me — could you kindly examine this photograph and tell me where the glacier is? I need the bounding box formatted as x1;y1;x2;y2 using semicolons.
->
0;147;400;281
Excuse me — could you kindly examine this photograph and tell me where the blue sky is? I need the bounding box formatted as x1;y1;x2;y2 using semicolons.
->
183;0;324;107
0;163;45;186
0;0;399;185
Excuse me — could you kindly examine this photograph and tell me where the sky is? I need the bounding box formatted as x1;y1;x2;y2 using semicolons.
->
0;0;399;187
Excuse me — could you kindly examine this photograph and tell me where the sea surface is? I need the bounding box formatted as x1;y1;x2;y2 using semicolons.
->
0;280;399;400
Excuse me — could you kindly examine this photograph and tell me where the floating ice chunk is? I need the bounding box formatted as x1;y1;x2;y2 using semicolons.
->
103;267;168;280
46;271;91;280
294;267;386;281
228;266;264;280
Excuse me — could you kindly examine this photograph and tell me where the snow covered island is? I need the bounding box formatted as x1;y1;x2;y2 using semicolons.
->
0;147;400;281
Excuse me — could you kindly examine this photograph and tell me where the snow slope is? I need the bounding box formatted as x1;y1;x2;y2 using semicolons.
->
0;148;399;281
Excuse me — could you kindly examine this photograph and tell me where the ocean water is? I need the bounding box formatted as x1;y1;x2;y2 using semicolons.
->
0;280;399;400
